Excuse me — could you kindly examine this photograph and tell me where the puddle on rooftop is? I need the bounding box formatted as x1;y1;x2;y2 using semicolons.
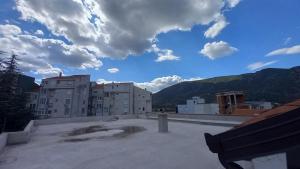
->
62;125;145;142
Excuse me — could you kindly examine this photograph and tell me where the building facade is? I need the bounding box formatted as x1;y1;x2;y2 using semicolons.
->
177;97;219;114
90;82;152;116
29;74;152;119
36;75;90;118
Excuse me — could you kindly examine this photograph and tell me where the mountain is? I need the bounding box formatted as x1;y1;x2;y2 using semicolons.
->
153;66;300;110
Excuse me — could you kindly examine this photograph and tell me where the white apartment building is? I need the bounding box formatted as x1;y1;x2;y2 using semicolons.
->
90;82;152;116
177;97;219;114
36;75;90;118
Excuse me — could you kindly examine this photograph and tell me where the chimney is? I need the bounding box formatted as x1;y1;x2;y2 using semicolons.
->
59;72;62;77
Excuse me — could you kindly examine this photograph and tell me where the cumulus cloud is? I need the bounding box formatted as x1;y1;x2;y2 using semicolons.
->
152;44;180;62
204;15;228;38
266;45;300;56
226;0;241;8
0;0;241;76
96;75;203;93
15;0;232;60
96;79;117;84
0;24;22;35
135;75;203;93
199;41;238;59
247;60;278;71
34;29;44;36
0;24;102;77
107;67;119;73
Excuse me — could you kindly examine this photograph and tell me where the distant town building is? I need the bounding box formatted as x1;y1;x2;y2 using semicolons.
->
36;74;90;118
90;82;152;116
216;91;272;116
28;74;152;118
177;97;219;114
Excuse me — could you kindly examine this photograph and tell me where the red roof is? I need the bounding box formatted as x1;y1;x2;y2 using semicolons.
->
237;99;300;127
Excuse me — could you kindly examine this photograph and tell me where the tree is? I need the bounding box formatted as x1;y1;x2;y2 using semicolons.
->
0;53;32;133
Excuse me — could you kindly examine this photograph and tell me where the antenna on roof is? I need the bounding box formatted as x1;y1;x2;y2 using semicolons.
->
59;72;62;77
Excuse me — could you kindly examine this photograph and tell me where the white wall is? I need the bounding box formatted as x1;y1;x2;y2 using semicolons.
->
252;153;287;169
178;104;219;114
0;133;7;153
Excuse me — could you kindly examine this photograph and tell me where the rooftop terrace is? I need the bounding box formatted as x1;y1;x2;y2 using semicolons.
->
0;119;231;169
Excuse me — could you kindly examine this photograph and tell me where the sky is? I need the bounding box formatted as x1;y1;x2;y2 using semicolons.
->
0;0;300;93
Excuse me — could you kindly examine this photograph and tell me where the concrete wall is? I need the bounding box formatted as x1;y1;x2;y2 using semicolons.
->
149;113;251;122
178;104;219;114
6;120;35;145
35;115;137;126
0;133;8;153
252;153;287;169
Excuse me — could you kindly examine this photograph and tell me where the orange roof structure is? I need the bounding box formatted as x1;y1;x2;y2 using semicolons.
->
237;99;300;127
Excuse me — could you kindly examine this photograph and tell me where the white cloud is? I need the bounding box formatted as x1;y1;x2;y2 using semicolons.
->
266;45;300;56
204;15;228;38
135;75;203;93
0;24;102;77
284;37;292;45
226;0;241;8
96;75;203;93
107;68;119;74
0;24;22;35
151;44;180;62
247;60;278;71
96;79;117;84
199;41;238;59
15;0;235;60
0;0;241;76
34;29;44;36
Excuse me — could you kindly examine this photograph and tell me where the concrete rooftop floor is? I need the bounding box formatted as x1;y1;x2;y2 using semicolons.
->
0;119;230;169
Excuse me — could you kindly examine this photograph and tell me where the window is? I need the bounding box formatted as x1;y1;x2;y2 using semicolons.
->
104;92;109;97
42;89;47;94
40;98;46;104
64;108;70;115
48;103;53;108
47;110;52;114
30;104;36;110
81;108;85;114
65;99;71;104
83;100;85;104
39;109;44;115
56;80;60;84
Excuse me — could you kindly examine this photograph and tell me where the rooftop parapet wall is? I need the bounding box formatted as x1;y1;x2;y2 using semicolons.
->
6;120;35;145
0;133;7;153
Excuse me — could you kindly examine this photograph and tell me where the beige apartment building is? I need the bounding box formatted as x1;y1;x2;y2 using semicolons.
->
36;74;90;118
90;82;152;116
30;74;152;118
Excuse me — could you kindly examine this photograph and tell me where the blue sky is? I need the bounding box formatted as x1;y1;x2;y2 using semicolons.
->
0;0;299;92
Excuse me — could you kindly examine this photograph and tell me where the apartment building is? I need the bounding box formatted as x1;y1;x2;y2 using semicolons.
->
90;82;152;116
36;74;90;118
29;74;152;118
